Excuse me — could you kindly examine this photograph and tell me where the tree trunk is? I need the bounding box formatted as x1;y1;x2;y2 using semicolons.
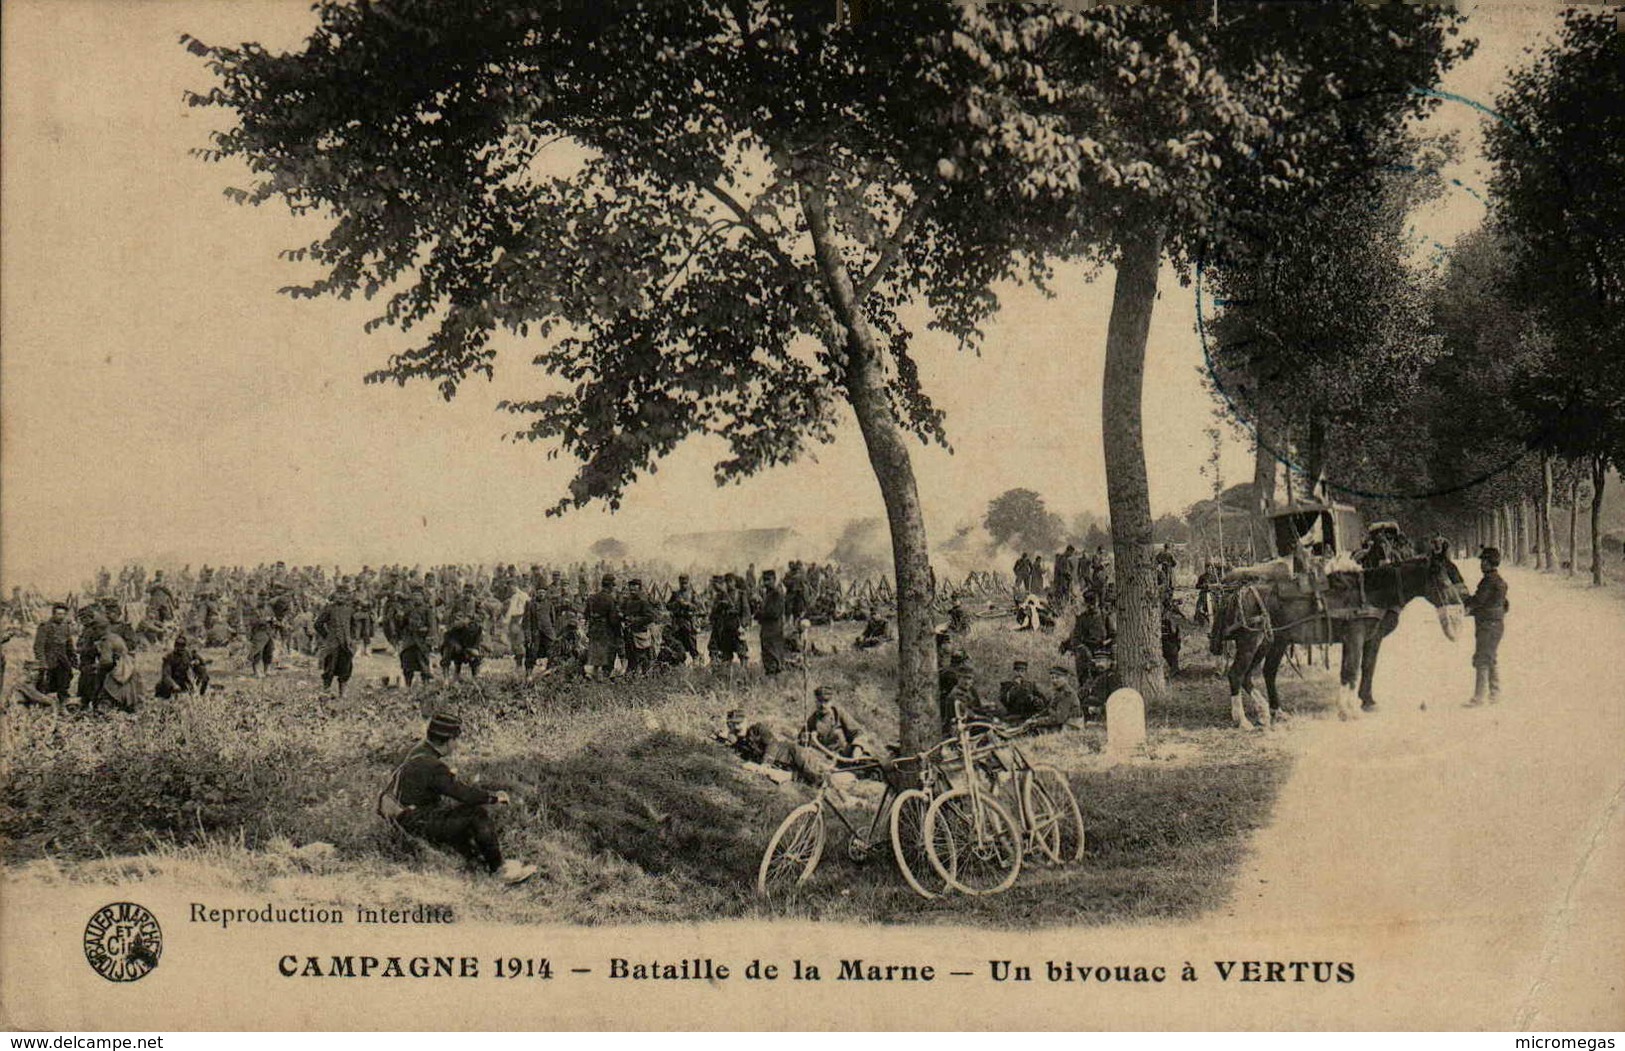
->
1538;456;1553;570
1590;456;1607;587
1568;470;1580;577
1303;417;1327;503
800;184;937;755
1101;227;1168;700
1511;503;1520;559
1252;426;1277;559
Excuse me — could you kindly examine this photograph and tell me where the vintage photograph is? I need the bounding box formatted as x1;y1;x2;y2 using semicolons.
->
2;0;1622;1033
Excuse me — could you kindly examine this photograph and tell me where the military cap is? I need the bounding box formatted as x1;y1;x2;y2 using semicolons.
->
1049;665;1071;676
1012;659;1029;671
427;712;463;739
601;574;617;586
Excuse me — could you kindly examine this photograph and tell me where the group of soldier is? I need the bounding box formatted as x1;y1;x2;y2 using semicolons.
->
3;556;937;710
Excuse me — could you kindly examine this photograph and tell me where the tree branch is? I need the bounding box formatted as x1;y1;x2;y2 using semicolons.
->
855;181;941;305
704;182;799;274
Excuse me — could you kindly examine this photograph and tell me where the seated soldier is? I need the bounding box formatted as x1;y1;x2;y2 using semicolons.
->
156;633;210;699
853;607;892;649
799;686;875;761
379;712;537;885
937;650;978;732
998;660;1048;722
1013;593;1054;633
1028;665;1083;731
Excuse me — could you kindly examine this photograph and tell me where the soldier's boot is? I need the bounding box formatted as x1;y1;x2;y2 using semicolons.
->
1488;663;1501;703
1465;667;1488;707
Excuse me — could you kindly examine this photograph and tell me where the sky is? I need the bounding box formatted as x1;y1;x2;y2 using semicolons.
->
0;1;1566;593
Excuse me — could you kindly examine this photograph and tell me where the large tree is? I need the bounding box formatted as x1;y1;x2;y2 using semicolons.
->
950;3;1470;695
1206;159;1449;521
984;488;1064;554
186;1;1064;753
1486;8;1625;585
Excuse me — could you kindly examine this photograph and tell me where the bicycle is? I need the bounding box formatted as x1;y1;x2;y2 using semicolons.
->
968;720;1086;866
756;752;949;900
921;702;1024;896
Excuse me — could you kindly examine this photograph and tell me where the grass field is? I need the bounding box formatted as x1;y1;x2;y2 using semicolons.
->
0;617;1315;928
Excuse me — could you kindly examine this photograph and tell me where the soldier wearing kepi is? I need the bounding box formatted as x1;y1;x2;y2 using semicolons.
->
998;659;1047;722
756;569;787;675
395;583;438;687
379;713;537;885
584;574;622;679
667;574;700;665
1464;546;1510;707
32;603;76;703
619;578;657;674
314;585;356;697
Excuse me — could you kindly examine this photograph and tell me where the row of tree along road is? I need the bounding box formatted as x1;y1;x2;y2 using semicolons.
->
184;3;1620;754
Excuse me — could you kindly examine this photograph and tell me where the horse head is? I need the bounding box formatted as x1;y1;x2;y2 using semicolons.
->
1419;551;1466;640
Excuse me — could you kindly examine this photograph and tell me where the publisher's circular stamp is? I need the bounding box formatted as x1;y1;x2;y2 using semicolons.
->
84;902;163;983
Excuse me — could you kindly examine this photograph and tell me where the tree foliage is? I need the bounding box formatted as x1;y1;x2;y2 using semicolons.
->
1486;8;1625;472
184;1;1059;513
951;2;1469;695
983;488;1064;553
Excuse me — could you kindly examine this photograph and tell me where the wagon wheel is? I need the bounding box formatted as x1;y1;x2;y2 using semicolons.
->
756;802;826;895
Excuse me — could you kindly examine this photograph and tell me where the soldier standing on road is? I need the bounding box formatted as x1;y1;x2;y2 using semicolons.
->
379;712;537;885
1465;546;1509;707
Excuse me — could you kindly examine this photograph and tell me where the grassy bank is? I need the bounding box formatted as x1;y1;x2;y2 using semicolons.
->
2;621;1303;927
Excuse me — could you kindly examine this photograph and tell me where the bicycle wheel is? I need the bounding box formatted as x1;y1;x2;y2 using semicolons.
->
924;787;1022;896
889;789;946;899
1026;766;1084;863
756;803;826;895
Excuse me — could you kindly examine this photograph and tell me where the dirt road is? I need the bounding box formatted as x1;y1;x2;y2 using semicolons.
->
1206;566;1625;1029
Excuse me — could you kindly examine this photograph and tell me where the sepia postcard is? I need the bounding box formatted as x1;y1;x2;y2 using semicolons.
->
2;0;1622;1033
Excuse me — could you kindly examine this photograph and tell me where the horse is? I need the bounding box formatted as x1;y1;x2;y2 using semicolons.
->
1210;552;1464;728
